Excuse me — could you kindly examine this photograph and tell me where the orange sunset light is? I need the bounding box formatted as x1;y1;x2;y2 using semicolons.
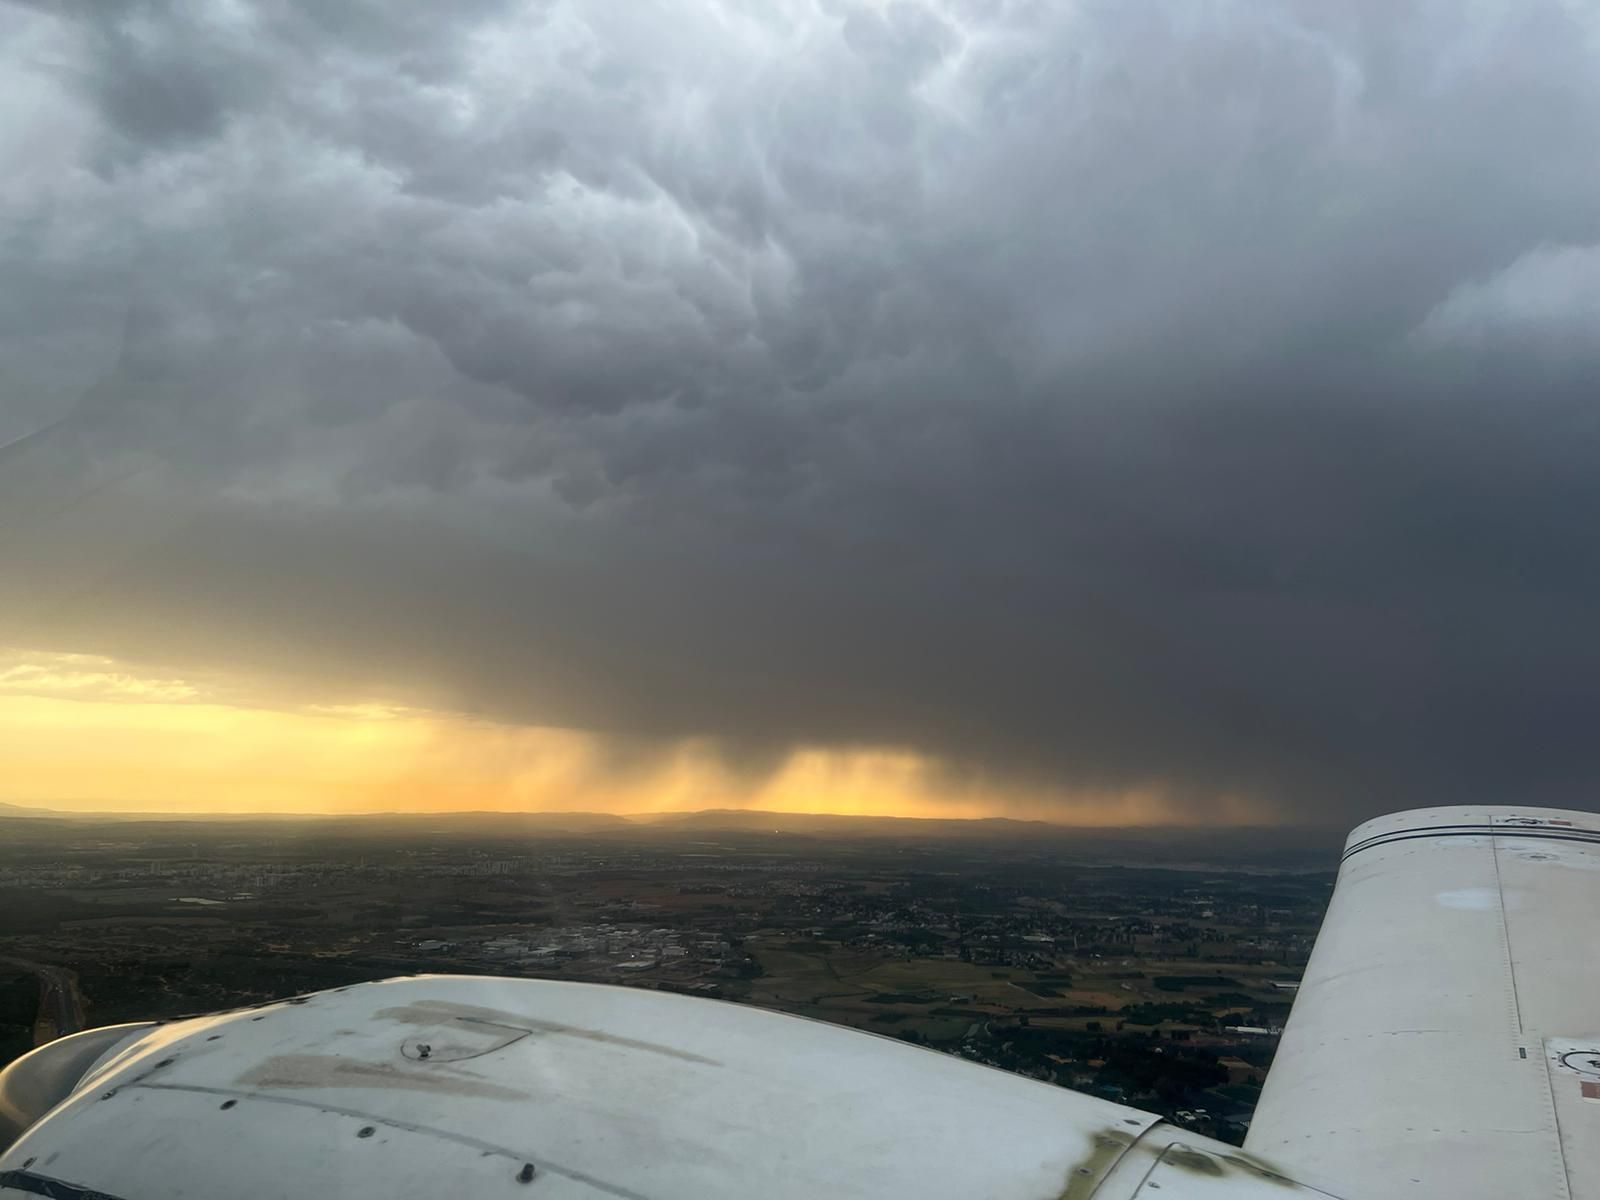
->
0;649;1258;823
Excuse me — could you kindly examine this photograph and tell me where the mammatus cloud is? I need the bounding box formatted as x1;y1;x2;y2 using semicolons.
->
1418;242;1600;348
3;0;1600;822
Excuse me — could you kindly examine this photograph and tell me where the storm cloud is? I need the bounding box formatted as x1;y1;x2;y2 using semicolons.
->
4;0;1600;821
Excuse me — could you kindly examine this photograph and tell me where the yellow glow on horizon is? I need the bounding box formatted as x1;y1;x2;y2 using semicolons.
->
0;648;1269;824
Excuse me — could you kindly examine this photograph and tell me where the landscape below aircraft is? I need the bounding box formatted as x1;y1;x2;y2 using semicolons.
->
1;804;1596;1199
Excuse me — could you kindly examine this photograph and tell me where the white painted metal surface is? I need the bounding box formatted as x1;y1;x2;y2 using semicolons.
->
1247;804;1600;1200
0;974;1313;1200
1071;1122;1346;1199
1124;1135;1343;1199
0;1024;153;1145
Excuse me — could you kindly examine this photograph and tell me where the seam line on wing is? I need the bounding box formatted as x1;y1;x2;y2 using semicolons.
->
130;1082;652;1200
1487;829;1525;1037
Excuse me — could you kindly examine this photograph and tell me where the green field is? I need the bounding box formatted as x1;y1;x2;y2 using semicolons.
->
748;937;1296;1044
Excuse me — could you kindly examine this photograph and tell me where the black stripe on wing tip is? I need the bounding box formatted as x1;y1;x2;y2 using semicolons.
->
1342;825;1600;862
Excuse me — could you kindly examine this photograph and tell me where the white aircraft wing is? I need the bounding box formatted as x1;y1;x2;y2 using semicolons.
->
0;974;1330;1199
1247;804;1600;1200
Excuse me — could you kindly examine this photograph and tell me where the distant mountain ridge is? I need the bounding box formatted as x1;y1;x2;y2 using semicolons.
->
0;798;1338;841
0;803;1337;851
632;808;1057;837
0;801;634;832
0;799;1344;862
0;799;1043;835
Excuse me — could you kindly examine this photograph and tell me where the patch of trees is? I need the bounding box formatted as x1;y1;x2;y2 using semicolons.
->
1118;1002;1210;1026
1153;975;1240;991
881;928;944;951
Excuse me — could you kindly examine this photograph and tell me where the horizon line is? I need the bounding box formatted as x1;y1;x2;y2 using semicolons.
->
0;799;1332;829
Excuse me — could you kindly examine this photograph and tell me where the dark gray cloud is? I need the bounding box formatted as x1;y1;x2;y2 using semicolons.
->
4;0;1600;821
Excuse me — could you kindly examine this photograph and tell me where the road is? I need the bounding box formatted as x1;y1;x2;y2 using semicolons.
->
0;956;86;1045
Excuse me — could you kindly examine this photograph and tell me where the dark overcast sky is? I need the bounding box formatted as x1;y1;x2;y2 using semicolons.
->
4;0;1600;823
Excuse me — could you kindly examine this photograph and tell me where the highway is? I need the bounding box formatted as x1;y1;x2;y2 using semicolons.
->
0;956;85;1045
